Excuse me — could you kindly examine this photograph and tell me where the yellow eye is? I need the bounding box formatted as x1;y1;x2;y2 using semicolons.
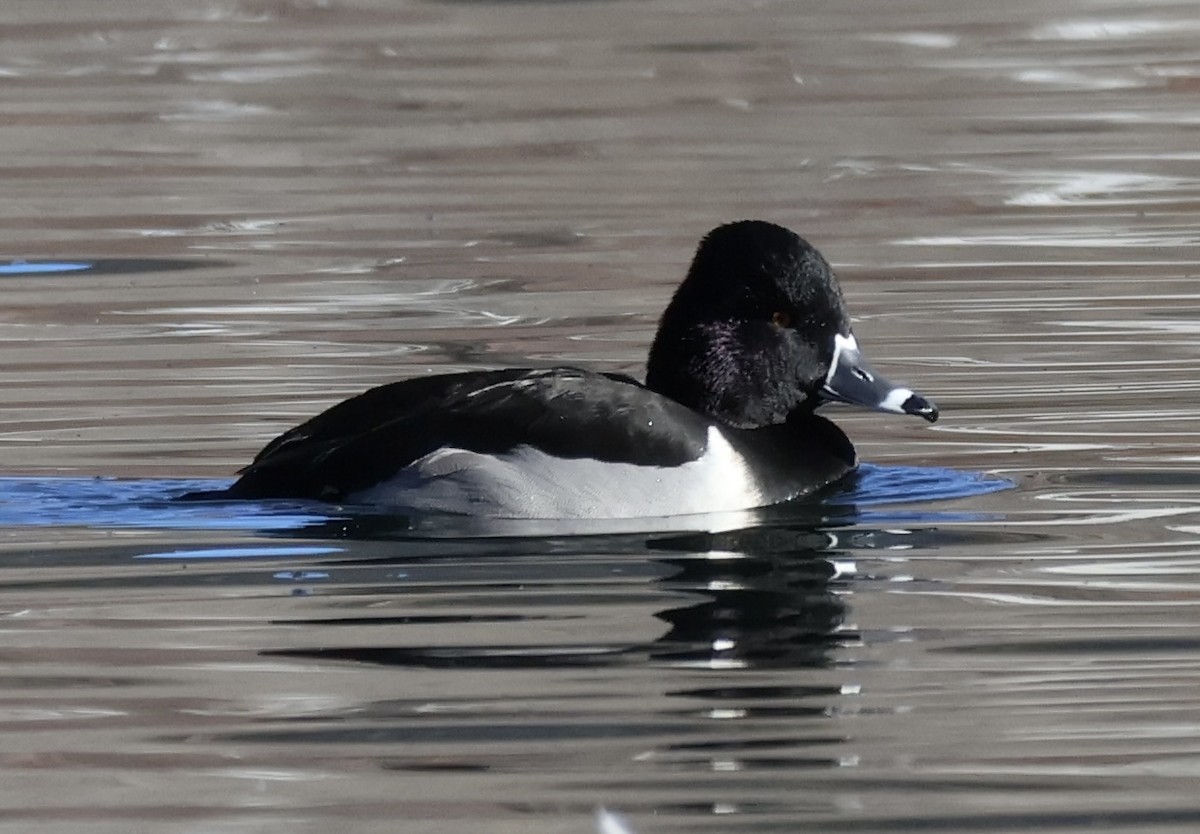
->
771;311;792;328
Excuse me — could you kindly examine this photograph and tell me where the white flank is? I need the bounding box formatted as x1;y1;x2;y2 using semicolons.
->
350;425;763;519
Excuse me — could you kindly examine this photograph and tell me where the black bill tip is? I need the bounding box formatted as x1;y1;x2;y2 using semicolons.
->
903;393;939;423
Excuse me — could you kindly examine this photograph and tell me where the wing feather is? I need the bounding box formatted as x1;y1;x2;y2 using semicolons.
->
226;368;711;500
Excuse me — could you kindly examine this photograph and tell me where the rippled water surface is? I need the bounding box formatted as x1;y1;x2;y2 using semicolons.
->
5;1;1200;832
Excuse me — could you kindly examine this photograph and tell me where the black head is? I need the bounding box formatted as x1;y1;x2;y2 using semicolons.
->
646;220;938;429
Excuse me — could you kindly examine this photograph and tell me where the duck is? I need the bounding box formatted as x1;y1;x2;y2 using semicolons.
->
193;220;937;519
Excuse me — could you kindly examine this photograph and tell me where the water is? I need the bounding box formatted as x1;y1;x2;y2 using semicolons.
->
4;0;1200;831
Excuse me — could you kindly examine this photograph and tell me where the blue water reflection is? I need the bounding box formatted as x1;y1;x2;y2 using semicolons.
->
0;463;1011;536
0;258;219;276
0;476;330;530
0;260;92;275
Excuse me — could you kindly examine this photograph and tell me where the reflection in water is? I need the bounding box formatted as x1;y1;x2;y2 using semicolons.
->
188;518;860;802
0;260;91;275
4;461;1200;833
649;528;850;669
0;258;222;276
264;528;851;672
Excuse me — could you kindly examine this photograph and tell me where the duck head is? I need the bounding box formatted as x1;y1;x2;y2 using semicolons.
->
646;220;938;429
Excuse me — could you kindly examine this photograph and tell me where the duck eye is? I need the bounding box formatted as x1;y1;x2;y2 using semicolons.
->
771;311;792;328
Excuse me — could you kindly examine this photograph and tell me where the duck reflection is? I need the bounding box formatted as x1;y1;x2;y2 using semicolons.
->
647;528;852;669
263;519;860;673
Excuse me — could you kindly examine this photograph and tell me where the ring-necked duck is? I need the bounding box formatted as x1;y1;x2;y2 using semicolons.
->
194;220;937;518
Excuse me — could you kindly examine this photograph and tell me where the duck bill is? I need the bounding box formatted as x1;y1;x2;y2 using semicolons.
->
821;334;938;423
